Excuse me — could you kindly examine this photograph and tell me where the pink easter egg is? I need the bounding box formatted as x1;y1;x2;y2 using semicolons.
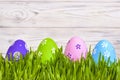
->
64;36;88;61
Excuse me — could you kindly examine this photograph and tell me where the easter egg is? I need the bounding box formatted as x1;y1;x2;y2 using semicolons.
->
92;40;117;63
64;36;88;61
6;39;29;60
37;38;58;63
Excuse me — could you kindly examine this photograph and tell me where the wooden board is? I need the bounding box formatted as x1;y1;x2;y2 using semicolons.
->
1;1;120;27
0;0;120;58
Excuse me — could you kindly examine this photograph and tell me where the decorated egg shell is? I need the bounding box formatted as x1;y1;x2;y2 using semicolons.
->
92;40;117;63
6;39;29;60
37;38;58;63
65;36;88;61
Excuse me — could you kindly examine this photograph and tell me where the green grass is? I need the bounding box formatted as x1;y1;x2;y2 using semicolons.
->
0;47;120;80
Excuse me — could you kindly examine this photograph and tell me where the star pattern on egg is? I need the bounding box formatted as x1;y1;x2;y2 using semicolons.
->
67;53;72;58
51;48;56;54
13;51;21;60
104;50;110;58
76;44;81;49
68;40;71;43
101;42;108;48
42;40;47;45
38;51;42;56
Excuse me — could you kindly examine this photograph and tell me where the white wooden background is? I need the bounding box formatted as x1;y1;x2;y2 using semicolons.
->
0;0;120;58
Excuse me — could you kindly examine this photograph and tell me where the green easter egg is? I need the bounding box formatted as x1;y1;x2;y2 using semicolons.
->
37;38;58;63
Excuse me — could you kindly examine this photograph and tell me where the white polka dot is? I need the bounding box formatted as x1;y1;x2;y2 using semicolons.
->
104;50;110;58
101;42;108;48
13;51;21;60
51;48;56;54
38;51;42;56
19;44;22;47
42;40;47;45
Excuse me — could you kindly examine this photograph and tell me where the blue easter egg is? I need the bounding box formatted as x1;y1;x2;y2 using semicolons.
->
6;39;29;60
92;40;116;64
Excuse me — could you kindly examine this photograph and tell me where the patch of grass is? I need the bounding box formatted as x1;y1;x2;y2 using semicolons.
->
0;47;119;80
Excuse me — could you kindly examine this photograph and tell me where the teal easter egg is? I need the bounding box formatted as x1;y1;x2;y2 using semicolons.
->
92;40;117;64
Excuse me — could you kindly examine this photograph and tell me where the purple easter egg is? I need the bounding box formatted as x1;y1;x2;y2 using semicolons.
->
6;39;29;60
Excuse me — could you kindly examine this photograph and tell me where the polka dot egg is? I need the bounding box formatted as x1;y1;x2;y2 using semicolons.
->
6;39;29;60
37;38;58;64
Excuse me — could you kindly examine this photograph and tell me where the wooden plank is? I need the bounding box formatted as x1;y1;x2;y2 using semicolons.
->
0;0;119;2
0;2;120;27
0;28;120;58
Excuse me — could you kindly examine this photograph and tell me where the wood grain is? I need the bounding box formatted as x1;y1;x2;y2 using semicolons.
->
0;2;120;27
0;1;120;58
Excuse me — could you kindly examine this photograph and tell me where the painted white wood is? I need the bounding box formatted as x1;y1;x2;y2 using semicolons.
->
0;2;120;27
0;0;119;2
0;1;120;58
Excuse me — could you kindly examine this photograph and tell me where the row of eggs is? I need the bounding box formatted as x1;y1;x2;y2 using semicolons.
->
6;37;117;64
